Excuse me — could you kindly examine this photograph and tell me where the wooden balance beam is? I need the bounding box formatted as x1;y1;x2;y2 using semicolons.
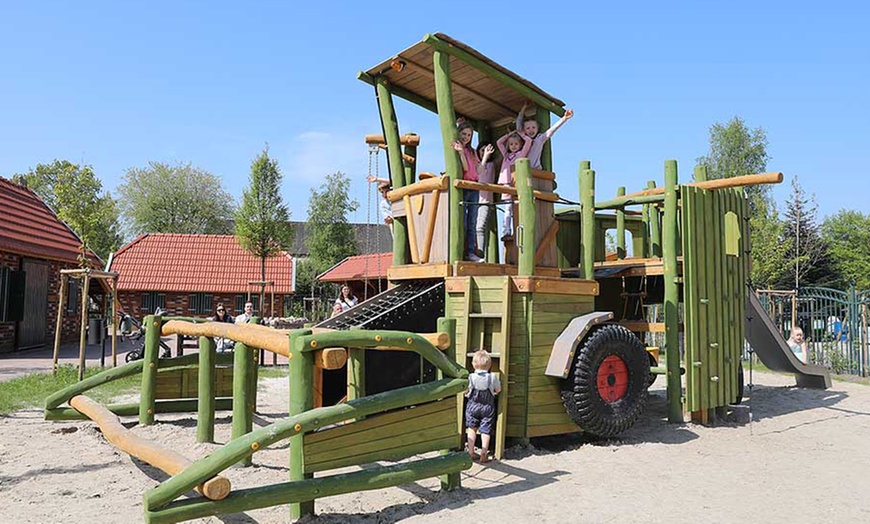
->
624;172;783;199
68;395;231;500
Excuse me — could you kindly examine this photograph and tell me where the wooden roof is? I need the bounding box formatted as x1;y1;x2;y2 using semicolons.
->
361;33;566;124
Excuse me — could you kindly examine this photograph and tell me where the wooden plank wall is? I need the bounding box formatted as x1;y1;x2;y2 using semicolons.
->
681;186;746;412
302;396;459;473
155;366;234;399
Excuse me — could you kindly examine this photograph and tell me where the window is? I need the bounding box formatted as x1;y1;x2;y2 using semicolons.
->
141;292;165;313
188;293;213;315
65;277;79;314
235;294;259;315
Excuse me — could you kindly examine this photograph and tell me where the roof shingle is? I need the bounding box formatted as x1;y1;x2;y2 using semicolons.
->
318;252;392;283
111;234;295;293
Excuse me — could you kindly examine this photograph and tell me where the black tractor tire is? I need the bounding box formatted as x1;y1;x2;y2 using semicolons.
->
561;324;649;438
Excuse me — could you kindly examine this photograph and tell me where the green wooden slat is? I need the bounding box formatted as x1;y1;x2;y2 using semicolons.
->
663;162;681;421
712;192;725;407
306;433;461;475
698;188;713;411
681;186;698;412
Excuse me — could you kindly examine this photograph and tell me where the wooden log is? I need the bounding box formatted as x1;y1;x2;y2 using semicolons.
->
663;160;682;422
433;48;464;265
375;143;415;164
423;33;565;117
694;164;708;182
78;273;90;381
648;181;662;257
510;164;557;181
364;133;421;146
197;336;216;443
625;171;783;198
232;341;254;466
288;329;315;518
47;398;235;421
402;133;418;186
69;395;230;500
357;72;478;128
375;75;410;266
52;275;67;374
386;176;448;202
516;159;536;276
403;195;421;263
453;179;560;203
140;314;161;425
144;376;469;512
580;168;596;280
421;190;440;264
534;220;560;266
595;192;666;210
161;320;290;357
616;187;626;259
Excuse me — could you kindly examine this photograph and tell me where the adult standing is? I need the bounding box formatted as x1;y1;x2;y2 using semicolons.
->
235;302;255;324
210;303;235;352
335;285;358;314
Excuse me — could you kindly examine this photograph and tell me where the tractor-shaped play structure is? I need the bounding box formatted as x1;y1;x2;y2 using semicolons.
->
45;33;829;523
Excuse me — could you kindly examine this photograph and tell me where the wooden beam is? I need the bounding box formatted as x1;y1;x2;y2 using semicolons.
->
403;195;421;264
510;276;599;296
400;56;516;115
454;179;560;203
387;263;452;280
52;275;67;375
624;172;784;199
70;395;231;500
357;71;478;128
387;176;449;202
423;33;566;117
511;164;556;181
534;220;560;266
421;189;440;264
365;133;421;146
433;48;464;265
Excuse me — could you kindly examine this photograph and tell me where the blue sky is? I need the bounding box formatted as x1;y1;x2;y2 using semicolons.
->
1;1;867;230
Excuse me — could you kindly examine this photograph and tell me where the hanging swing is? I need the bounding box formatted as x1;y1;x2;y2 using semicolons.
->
363;142;384;301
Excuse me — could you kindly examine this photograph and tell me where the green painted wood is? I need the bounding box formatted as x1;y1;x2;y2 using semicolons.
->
298;330;466;379
681;187;700;412
616;187;626;259
663;161;682;422
537;106;553;171
516;159;536;275
423;34;566;117
45;359;144;411
375;76;410;266
700;189;717;410
693;164;708;182
736;191;749;402
288;329;315;518
403;133;418;187
144;453;472;524
641;197;651;258
580;168;595;279
723;191;737;402
47;399;235;421
139;314;161;425
432;49;464;265
595;192;666;211
232;341;254;466
144;376;468;511
196;336;216;443
647;181;662;258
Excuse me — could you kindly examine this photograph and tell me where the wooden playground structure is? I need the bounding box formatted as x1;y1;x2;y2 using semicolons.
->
43;33;809;523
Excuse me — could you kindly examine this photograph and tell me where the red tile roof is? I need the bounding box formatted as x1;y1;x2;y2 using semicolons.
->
318;252;392;283
0;176;99;265
110;234;295;293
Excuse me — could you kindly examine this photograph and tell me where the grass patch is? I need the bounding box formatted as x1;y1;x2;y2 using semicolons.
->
0;365;140;415
258;366;289;379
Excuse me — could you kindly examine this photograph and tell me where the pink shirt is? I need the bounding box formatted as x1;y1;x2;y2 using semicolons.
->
496;133;532;185
477;162;495;203
461;146;478;181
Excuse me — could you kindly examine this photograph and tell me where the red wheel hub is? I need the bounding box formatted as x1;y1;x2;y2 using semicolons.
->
596;355;629;403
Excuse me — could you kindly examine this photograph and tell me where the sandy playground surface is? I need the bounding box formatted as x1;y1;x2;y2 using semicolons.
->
2;370;869;524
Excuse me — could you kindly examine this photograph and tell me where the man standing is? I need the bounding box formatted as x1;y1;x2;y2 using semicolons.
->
235;302;255;324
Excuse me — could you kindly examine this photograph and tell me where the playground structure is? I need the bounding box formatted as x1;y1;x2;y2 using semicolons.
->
44;33;831;523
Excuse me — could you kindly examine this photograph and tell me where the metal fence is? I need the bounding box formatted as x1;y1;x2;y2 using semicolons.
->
756;287;870;376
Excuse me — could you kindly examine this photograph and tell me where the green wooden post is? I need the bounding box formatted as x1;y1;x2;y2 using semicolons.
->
232;341;254;466
537;107;553;171
433;49;464;265
436;317;461;491
139;314;160;425
197;336;216;443
516;158;536;276
616;187;626;259
403;133;418;187
648;181;662;257
579;166;596;280
641;198;651;258
289;329;314;519
694;164;708;182
663;160;682;422
375;76;409;266
477;125;499;264
577;160;591;267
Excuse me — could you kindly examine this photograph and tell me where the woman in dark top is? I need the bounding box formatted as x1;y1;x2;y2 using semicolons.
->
210;303;234;351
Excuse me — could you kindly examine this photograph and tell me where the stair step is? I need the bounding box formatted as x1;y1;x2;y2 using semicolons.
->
468;313;503;319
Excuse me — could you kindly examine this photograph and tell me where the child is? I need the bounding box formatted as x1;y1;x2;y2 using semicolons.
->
516;101;574;170
787;327;809;363
366;175;394;233
465;349;501;463
474;143;496;260
496;130;532;241
452;121;483;262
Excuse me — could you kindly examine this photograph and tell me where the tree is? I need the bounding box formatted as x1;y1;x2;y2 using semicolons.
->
20;160;121;262
777;177;834;288
116;161;234;237
302;172;359;301
234;148;293;316
821;210;870;289
697;117;783;288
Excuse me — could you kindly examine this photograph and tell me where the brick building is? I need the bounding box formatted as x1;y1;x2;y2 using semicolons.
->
108;234;295;320
0;176;101;353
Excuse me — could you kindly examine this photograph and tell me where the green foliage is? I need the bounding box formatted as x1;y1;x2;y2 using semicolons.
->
749;197;791;288
21;160;121;262
117;161;234;237
305;172;359;276
234;148;293;285
0;365;139;414
778;177;834;288
821;210;870;289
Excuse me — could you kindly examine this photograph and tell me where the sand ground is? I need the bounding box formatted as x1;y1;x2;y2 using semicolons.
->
2;370;869;524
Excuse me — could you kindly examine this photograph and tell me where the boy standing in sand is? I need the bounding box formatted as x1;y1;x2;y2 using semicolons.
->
465;349;501;463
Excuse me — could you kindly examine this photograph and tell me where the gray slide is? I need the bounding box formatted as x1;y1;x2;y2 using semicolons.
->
745;287;831;389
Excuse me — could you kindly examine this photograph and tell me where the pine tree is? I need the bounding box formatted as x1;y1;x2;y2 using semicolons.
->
777;177;833;288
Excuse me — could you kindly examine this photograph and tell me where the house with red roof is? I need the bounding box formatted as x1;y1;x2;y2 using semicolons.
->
108;234;295;320
0;176;101;353
318;252;392;300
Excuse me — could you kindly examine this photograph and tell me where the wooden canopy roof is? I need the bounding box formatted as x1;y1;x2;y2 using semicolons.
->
358;33;566;125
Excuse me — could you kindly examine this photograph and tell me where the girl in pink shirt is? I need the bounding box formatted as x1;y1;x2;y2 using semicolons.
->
452;121;484;261
496;130;532;241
